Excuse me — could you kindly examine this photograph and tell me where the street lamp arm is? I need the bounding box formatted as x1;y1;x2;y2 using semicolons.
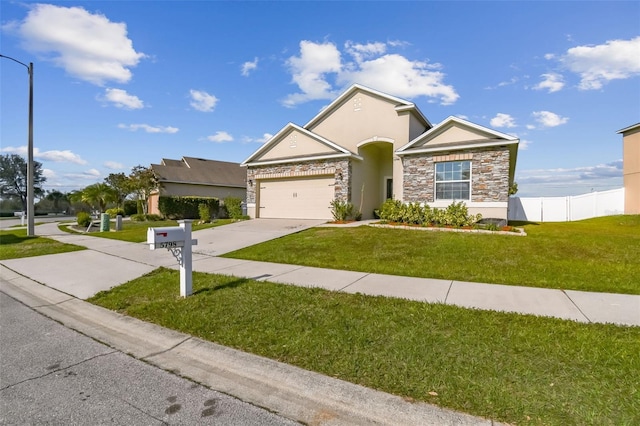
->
1;53;35;236
0;54;30;72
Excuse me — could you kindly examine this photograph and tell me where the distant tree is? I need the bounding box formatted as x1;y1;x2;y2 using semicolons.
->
77;183;117;213
509;182;519;196
104;172;132;208
45;190;69;213
0;154;46;212
128;165;156;214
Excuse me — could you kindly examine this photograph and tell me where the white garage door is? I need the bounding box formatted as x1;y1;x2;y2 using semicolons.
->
259;176;335;219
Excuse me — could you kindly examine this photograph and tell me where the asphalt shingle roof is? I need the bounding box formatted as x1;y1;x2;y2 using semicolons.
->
151;157;245;188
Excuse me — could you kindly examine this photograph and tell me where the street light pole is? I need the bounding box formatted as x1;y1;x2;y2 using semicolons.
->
1;54;35;236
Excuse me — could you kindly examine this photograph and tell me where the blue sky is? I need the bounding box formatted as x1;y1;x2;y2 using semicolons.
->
1;1;639;197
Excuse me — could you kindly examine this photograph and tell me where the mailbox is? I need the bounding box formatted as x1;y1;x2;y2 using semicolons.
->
147;226;186;250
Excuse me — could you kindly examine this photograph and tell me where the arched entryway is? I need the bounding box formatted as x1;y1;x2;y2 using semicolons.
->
353;139;394;219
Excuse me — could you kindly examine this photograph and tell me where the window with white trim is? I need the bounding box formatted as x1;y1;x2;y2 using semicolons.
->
435;160;471;200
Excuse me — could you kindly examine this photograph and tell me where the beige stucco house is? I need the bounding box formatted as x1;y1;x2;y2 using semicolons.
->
242;84;518;220
148;157;246;215
618;123;640;214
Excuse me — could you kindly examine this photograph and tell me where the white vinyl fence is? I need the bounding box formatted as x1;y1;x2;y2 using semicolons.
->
508;188;625;222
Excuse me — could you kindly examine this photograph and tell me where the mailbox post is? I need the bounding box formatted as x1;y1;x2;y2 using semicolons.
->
178;220;193;297
146;220;197;297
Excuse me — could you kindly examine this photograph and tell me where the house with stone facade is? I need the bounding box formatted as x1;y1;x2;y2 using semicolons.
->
242;84;518;220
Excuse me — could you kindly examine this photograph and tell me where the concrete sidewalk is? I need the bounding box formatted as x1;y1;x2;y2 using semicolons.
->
1;220;638;425
2;221;638;326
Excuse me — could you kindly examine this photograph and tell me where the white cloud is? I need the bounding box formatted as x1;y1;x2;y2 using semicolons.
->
241;57;258;76
531;111;569;128
484;77;519;90
6;4;145;85
557;36;640;90
515;160;623;196
118;123;179;133
256;133;273;143
1;145;87;164
37;149;87;164
243;133;273;144
64;168;101;179
283;40;342;107
344;41;387;63
518;139;532;150
283;40;458;107
533;73;565;93
104;161;125;169
189;89;218;112
206;131;233;143
490;113;517;128
102;88;144;109
42;169;57;179
339;54;459;105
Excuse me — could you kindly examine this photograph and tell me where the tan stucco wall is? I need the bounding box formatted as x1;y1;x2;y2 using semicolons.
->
623;127;640;214
409;113;428;141
308;91;416;153
148;193;160;215
258;128;336;161
421;125;493;147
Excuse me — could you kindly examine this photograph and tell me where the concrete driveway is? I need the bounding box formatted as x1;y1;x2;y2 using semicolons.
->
192;218;326;256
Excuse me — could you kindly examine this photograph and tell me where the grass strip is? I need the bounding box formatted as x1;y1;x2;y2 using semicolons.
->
89;268;640;426
224;215;640;294
0;228;85;260
59;218;235;243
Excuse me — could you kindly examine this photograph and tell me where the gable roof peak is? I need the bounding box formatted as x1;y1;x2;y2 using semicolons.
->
397;115;518;153
304;84;431;129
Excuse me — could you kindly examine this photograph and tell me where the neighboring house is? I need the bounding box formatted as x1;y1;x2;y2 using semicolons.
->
618;123;640;214
148;157;246;215
242;84;518;220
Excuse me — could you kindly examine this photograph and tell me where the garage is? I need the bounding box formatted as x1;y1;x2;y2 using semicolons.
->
258;176;335;219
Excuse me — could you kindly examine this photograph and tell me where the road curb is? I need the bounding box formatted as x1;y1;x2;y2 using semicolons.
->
0;266;503;426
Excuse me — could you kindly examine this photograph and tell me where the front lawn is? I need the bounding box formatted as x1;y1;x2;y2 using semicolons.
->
59;218;236;243
89;268;640;426
224;215;640;294
0;228;85;260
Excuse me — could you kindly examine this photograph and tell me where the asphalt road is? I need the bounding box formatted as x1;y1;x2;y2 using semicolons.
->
0;215;75;230
0;291;299;425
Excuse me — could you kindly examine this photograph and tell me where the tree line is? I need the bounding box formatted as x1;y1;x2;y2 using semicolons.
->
0;153;156;215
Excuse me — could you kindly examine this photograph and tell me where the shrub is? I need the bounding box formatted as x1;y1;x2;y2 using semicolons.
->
198;203;211;223
377;200;480;227
158;196;219;219
106;207;125;217
433;201;482;227
76;211;92;227
224;197;243;219
123;200;138;216
378;199;404;223
329;199;355;221
130;214;163;222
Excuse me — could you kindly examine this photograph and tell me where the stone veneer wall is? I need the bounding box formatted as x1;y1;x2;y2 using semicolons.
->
402;146;510;203
246;159;351;203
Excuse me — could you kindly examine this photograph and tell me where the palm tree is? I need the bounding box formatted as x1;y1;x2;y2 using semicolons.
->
45;190;68;213
78;183;117;213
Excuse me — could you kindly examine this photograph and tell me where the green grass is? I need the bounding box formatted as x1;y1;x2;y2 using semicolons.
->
89;268;640;426
0;227;85;260
224;215;640;294
59;218;236;243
